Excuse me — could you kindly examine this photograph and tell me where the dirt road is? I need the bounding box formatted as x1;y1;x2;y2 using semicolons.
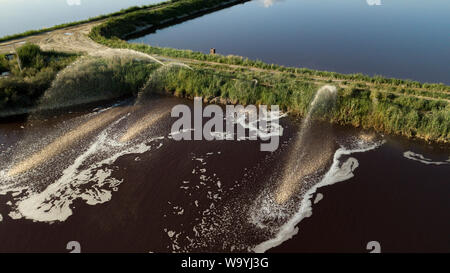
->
0;22;106;55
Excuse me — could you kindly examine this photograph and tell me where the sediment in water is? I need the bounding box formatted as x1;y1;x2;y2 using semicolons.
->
275;85;337;204
8;106;130;176
120;107;168;142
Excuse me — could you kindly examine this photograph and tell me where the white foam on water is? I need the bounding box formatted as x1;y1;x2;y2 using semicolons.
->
0;112;103;191
234;108;286;140
210;131;234;140
0;213;2;222
15;137;163;222
208;108;286;141
167;109;285;142
249;191;292;230
313;193;323;204
403;151;449;166
168;128;195;139
253;139;383;253
163;151;231;252
2;113;165;223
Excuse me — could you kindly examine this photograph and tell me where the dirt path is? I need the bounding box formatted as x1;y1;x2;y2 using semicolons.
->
1;11;448;104
0;1;176;55
0;22;106;55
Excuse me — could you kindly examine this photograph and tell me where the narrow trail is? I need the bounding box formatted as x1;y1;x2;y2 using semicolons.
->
0;22;105;55
0;2;173;55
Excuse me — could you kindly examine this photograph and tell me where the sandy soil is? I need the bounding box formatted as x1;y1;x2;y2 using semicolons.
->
0;22;107;55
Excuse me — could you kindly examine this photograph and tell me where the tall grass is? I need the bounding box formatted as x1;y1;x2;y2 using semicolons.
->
0;54;9;73
1;0;448;142
142;66;449;142
37;56;158;111
0;44;78;113
89;0;448;92
86;0;450;142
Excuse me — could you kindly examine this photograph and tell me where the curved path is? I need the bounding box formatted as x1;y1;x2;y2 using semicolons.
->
0;5;448;104
0;22;105;55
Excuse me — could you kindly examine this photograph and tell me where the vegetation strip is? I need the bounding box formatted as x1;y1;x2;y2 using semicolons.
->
88;0;449;143
0;0;449;143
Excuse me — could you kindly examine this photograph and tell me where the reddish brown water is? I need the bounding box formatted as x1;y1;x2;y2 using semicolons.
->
0;97;448;253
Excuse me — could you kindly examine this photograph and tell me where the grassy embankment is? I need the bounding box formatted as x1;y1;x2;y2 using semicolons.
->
0;44;158;116
0;0;448;142
0;44;78;113
0;0;179;115
88;0;449;142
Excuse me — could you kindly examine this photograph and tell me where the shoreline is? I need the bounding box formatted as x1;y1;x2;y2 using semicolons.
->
0;1;175;44
0;0;449;144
